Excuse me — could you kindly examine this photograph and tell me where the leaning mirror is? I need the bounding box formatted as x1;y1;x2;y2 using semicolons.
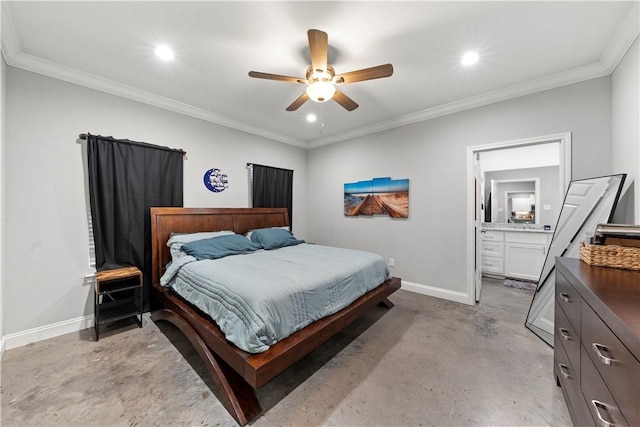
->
525;174;627;346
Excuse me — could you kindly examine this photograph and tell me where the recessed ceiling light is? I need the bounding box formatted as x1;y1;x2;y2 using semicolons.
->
155;44;174;61
461;51;479;66
306;114;317;122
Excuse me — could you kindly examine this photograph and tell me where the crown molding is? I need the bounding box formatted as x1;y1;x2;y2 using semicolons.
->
0;4;306;149
2;2;638;151
307;62;608;148
306;2;640;148
0;1;21;61
600;1;640;72
6;52;308;148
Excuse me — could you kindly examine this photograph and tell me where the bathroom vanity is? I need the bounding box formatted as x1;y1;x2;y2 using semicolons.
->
481;226;552;281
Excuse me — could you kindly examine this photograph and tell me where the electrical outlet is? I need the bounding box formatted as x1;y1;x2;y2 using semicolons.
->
543;204;552;211
389;258;395;267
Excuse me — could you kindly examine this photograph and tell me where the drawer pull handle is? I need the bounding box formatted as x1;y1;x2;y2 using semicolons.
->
592;343;615;365
559;292;571;303
558;328;572;341
558;363;571;379
591;400;616;427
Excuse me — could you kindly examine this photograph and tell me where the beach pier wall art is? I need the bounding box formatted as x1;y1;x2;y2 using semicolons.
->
344;177;409;218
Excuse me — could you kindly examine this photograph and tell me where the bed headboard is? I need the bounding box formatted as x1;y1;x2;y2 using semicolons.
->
150;207;290;285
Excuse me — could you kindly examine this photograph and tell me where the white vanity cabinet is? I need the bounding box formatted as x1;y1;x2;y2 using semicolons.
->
503;232;550;281
481;231;504;276
481;229;551;280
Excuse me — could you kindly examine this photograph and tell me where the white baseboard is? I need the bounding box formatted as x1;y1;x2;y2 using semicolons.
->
401;280;472;305
4;315;93;350
0;336;5;359
2;281;469;350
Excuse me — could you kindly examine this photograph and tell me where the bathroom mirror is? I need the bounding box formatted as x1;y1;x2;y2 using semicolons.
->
507;191;536;223
525;174;626;346
483;166;561;226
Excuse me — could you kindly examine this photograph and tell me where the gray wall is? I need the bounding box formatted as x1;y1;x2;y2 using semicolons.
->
3;66;307;337
612;36;639;223
307;77;613;297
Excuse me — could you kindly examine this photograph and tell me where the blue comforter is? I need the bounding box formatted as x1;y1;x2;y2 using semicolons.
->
161;243;390;353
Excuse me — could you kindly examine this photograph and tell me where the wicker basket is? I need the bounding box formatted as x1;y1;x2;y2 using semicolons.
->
579;241;640;271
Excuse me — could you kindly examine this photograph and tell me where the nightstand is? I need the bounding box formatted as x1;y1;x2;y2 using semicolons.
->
94;266;143;341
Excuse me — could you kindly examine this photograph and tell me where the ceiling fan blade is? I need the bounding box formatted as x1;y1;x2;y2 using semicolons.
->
249;71;306;84
286;92;310;111
308;29;328;72
333;89;359;111
334;63;394;84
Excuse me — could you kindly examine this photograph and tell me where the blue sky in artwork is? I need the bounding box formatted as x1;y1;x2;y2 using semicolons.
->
344;177;409;194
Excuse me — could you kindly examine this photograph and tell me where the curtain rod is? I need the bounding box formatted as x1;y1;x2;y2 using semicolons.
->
78;133;186;155
246;162;294;173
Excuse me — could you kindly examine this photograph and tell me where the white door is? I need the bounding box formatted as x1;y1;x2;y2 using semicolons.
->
475;155;483;302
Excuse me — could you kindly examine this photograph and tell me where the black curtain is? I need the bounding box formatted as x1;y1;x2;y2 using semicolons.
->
87;134;183;310
251;164;294;227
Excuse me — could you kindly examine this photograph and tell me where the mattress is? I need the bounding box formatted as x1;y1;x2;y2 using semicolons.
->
161;243;390;353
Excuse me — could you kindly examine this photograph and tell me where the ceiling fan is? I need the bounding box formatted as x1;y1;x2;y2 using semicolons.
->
248;29;393;112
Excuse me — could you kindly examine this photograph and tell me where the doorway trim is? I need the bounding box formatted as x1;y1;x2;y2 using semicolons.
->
466;132;572;305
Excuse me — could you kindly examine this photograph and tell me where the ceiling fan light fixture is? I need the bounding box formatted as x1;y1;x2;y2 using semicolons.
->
306;81;336;103
248;30;391;111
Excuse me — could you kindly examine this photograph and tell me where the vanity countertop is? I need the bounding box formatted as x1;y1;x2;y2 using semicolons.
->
481;225;554;234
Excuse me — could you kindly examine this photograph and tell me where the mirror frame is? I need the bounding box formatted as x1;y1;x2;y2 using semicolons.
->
525;173;627;346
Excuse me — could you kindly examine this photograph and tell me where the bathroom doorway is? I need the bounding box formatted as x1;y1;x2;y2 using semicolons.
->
466;133;571;304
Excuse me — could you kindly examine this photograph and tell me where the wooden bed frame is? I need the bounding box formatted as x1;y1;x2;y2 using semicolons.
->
149;207;401;425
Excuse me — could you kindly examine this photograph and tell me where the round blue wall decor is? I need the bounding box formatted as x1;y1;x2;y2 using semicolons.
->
203;168;228;193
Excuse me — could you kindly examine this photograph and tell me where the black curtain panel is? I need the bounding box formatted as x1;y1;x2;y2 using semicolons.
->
251;164;294;227
87;134;184;310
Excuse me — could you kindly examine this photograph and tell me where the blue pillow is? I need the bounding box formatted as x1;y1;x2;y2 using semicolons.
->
250;228;304;250
182;234;261;260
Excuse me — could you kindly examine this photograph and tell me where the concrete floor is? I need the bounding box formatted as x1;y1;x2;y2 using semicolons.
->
1;279;572;426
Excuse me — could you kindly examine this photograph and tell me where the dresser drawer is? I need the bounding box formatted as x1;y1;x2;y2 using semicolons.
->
555;302;580;379
556;270;582;337
582;303;640;427
554;333;594;426
581;346;629;427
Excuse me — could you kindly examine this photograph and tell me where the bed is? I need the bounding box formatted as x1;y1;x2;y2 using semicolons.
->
149;207;401;425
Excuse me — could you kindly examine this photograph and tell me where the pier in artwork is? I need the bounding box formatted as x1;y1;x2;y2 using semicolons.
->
344;177;409;218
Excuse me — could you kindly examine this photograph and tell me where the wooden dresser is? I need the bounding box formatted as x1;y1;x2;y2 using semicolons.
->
554;257;639;427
